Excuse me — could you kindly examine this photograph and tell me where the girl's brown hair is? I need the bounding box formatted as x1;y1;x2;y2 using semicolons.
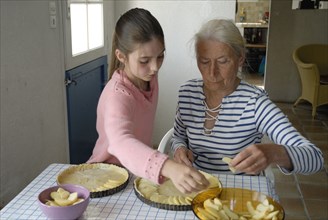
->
109;8;165;80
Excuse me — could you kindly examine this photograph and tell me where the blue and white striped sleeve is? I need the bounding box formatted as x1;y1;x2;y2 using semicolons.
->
254;95;324;174
171;102;189;153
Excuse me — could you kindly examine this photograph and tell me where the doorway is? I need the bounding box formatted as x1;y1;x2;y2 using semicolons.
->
66;56;107;164
235;0;271;89
62;0;108;163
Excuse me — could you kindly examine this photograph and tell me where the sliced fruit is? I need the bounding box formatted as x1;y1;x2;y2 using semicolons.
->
57;188;70;199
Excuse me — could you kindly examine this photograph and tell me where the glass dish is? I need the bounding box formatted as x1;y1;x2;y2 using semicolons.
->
192;187;284;220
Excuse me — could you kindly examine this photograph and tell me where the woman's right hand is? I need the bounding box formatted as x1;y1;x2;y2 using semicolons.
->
174;146;194;167
161;159;209;194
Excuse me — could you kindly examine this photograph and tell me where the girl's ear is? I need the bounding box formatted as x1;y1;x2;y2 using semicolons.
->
115;49;126;64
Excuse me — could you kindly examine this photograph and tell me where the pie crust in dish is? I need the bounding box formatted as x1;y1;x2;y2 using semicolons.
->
57;163;129;198
134;171;222;211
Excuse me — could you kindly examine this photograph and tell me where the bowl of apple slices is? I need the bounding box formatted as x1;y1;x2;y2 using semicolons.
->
37;184;90;220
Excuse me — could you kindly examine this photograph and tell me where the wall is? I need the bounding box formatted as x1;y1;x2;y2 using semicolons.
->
265;0;328;102
0;0;116;207
114;1;236;145
0;1;69;207
236;0;270;22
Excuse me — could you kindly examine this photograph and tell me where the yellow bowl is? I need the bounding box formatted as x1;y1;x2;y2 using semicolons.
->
192;187;284;220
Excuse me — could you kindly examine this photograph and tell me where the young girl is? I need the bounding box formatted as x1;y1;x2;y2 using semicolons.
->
87;8;209;194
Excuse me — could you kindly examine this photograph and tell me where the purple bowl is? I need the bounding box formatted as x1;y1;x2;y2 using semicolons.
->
38;184;90;220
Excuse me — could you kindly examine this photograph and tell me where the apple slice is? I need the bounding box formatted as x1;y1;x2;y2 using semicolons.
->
222;157;236;173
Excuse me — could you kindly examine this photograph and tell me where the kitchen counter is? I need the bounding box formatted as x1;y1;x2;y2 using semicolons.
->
236;22;269;28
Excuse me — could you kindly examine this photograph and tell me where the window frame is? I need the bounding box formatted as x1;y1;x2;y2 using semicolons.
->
63;0;107;70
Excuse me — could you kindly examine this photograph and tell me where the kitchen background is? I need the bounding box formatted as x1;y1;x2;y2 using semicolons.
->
236;0;270;22
1;0;327;209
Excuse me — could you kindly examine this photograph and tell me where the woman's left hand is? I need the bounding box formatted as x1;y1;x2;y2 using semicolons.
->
230;143;292;175
174;146;194;167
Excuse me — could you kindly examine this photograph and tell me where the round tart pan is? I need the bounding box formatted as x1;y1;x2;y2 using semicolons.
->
91;176;129;198
133;178;191;211
57;163;130;198
134;171;221;211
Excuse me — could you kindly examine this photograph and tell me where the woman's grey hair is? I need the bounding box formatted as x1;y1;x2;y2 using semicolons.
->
194;19;245;58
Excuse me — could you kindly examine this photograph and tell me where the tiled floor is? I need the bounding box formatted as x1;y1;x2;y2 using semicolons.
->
272;103;328;220
242;72;265;89
245;73;328;220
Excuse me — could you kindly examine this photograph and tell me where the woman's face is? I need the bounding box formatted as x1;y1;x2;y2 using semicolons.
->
123;37;165;87
196;39;244;91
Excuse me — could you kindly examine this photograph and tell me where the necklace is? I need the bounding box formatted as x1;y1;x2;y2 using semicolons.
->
203;101;221;119
203;100;221;135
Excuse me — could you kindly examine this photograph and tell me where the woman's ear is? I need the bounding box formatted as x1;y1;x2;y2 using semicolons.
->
115;49;126;64
238;53;246;67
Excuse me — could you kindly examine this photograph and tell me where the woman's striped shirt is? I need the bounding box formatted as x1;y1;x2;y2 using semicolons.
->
172;79;323;175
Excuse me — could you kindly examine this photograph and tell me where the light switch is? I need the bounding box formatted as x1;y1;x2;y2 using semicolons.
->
50;15;57;28
49;1;56;15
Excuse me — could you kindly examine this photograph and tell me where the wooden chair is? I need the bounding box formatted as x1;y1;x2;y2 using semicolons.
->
293;44;328;118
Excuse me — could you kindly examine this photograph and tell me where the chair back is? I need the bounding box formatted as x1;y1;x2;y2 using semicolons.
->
293;46;320;100
157;128;174;155
294;44;328;75
293;44;328;117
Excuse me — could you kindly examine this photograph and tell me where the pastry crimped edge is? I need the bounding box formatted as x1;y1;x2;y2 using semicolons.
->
57;163;130;198
133;171;221;211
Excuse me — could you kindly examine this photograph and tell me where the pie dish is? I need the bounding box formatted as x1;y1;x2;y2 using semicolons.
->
134;171;222;211
57;163;129;198
192;187;285;220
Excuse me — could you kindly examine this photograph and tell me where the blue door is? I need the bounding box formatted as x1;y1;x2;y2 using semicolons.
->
65;56;107;164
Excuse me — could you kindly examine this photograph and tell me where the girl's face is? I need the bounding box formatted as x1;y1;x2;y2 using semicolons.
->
196;39;244;91
118;37;165;89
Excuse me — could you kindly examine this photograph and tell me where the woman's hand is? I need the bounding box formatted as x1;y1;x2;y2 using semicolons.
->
230;144;293;175
161;159;209;194
174;146;194;167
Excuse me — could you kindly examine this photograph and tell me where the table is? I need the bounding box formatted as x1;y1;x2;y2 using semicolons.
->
0;164;277;220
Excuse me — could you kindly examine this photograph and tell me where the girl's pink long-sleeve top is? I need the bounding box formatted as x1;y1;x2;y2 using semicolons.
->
87;70;168;184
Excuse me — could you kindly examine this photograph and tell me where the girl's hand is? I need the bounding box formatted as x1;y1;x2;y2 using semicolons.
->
161;159;209;194
230;144;292;175
174;146;194;167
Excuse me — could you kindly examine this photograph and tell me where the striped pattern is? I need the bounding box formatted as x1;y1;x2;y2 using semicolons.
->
172;79;323;174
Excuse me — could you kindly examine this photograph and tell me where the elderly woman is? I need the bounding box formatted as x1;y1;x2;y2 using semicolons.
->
172;19;323;175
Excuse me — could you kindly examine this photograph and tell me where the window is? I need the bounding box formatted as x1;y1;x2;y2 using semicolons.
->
69;0;104;56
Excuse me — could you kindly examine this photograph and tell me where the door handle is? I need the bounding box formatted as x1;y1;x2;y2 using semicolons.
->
65;79;77;86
